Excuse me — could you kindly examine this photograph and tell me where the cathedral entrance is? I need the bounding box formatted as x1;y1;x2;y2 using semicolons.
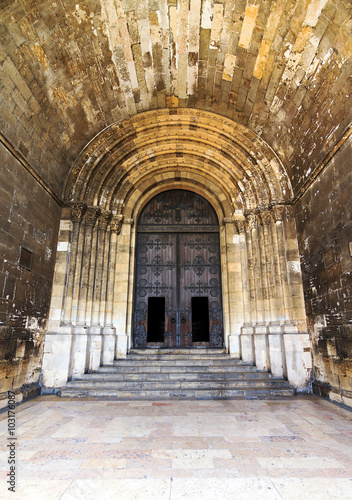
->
133;190;223;348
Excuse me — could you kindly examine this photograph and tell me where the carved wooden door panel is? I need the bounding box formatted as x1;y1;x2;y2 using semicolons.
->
179;233;223;347
134;233;177;347
133;190;223;348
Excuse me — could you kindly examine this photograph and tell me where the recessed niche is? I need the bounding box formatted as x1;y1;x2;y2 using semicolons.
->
19;246;33;270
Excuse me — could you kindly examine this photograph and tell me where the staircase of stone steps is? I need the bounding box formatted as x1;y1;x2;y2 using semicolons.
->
59;349;295;400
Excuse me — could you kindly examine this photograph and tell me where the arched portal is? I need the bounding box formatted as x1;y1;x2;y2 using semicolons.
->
134;190;223;348
41;109;312;392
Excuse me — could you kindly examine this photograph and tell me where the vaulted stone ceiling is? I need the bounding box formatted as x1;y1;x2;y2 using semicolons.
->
0;0;351;199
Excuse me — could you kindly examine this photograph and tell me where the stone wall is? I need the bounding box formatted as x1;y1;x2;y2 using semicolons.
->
296;137;352;407
0;139;61;408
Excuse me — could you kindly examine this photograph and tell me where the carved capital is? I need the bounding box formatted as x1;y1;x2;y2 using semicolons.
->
70;202;86;223
245;212;258;231
271;204;286;222
233;215;246;234
110;215;124;234
84;207;100;227
258;207;273;225
98;211;112;230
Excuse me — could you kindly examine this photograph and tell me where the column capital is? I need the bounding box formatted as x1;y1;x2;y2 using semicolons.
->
271;204;286;222
110;215;124;234
84;207;101;227
70;202;86;223
233;214;246;234
98;210;112;230
244;211;258;231
257;207;273;225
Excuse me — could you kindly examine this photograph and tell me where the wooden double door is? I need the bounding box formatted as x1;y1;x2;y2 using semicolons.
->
133;190;223;348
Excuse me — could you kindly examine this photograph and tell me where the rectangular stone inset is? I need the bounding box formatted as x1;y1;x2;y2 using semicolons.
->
238;5;259;49
19;246;33;270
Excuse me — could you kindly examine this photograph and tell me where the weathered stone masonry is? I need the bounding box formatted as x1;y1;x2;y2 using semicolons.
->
296;135;352;408
0;0;351;407
0;136;61;408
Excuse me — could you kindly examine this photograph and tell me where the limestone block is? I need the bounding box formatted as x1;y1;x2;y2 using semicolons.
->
116;335;128;358
240;325;255;364
268;328;285;378
102;328;116;365
41;333;72;388
71;329;89;379
254;325;270;371
283;332;311;389
88;329;103;371
228;334;240;358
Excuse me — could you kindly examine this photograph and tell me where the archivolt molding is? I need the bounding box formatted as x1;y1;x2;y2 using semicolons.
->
65;109;293;216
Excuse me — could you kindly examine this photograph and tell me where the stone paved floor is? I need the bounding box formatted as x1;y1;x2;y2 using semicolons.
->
1;395;352;499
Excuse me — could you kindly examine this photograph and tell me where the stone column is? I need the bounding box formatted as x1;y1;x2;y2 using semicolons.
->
268;206;285;322
258;208;274;321
62;203;86;325
113;218;133;358
254;208;275;372
76;207;100;324
88;210;112;371
267;205;287;378
272;205;292;325
72;207;100;378
239;213;256;363
71;219;86;324
234;215;249;324
102;214;123;364
42;208;73;388
280;206;312;388
245;212;258;323
90;211;112;325
228;215;248;358
246;211;269;368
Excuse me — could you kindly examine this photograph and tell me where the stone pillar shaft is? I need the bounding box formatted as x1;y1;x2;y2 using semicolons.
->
62;219;80;324
77;208;100;324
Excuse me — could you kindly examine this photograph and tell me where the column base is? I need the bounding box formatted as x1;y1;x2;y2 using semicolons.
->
254;323;269;371
240;325;255;364
88;326;103;371
102;326;116;365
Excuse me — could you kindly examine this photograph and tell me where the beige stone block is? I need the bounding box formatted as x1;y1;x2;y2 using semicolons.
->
239;5;259;49
283;333;311;389
268;333;285;378
228;334;240;357
42;333;72;388
102;332;116;365
116;335;128;358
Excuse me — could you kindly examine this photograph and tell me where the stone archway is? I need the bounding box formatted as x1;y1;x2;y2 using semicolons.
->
41;109;311;391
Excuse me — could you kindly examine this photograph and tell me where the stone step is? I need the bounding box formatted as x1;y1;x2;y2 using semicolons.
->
66;378;287;390
59;387;295;400
60;351;295;401
128;348;227;356
98;364;259;374
124;354;234;361
82;371;272;381
111;358;252;367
